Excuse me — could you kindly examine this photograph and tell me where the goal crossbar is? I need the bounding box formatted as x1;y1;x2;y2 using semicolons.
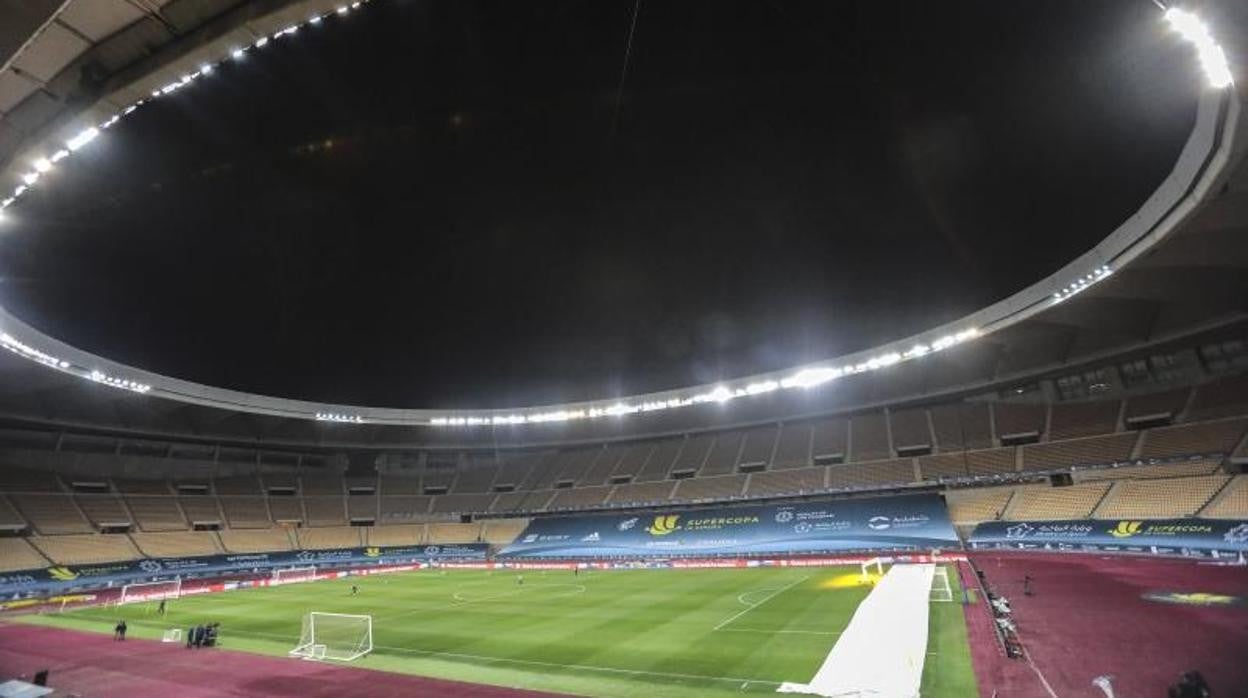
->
119;578;181;605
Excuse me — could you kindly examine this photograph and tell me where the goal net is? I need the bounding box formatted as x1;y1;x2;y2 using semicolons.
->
119;578;181;605
930;565;954;602
271;566;317;586
289;612;373;662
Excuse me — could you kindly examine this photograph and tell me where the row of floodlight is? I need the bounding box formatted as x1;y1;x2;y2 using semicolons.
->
0;1;372;218
429;329;982;426
2;331;155;395
1051;265;1113;304
316;412;365;423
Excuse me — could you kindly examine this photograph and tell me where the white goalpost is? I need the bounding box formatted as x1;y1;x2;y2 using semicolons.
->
271;566;318;586
930;566;954;602
289;612;373;662
860;557;884;582
118;578;181;605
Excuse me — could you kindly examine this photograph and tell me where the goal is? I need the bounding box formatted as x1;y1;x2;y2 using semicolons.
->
271;566;318;586
289;612;373;662
930;565;954;602
860;557;884;582
119;578;181;605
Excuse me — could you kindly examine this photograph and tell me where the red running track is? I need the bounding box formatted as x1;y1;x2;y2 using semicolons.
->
0;623;566;697
965;552;1248;698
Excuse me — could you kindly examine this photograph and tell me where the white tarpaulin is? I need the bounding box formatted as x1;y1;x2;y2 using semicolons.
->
778;563;935;698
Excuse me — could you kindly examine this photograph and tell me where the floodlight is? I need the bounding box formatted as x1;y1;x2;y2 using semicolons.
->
66;127;99;151
1165;8;1233;88
255;36;269;48
33;158;52;173
21;172;39;186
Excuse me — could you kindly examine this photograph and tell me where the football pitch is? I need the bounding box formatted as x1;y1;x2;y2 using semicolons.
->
22;565;978;697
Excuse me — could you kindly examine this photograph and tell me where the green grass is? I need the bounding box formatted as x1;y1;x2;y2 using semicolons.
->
21;565;978;697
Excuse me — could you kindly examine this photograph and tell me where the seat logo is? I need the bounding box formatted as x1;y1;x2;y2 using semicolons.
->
1108;521;1143;538
646;515;681;536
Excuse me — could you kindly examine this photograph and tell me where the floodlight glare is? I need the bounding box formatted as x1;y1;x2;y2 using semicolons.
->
66;127;99;151
33;158;52;173
20;172;39;186
232;48;246;59
1164;8;1233;88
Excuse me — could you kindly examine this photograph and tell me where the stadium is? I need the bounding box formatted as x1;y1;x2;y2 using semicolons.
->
0;0;1246;696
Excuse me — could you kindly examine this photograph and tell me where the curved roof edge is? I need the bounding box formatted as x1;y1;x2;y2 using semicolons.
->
0;5;1244;428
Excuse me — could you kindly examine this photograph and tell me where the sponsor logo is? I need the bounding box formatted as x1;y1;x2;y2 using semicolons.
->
522;534;539;544
138;560;163;573
775;510;794;524
618;517;639;531
580;532;601;542
1005;523;1035;539
47;567;78;582
424;546;441;555
868;516;891;531
794;522;812;534
647;515;681;536
296;551;316;562
1142;591;1246;607
1109;521;1144;538
364;547;382;558
1224;523;1248;545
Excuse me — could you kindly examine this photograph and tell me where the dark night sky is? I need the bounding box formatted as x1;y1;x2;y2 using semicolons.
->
0;0;1201;408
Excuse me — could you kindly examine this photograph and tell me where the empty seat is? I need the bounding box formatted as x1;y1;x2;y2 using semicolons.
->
1078;458;1223;481
303;496;346;526
75;495;131;527
772;423;813;469
1187;375;1248;421
298;526;361;549
0;467;62;493
130;531;220;557
490;491;553;513
426;522;481;544
669;435;712;475
266;497;304;523
963;448;1017;476
945;487;1013;527
177;496;223;524
0;495;28;529
430;493;496;514
607;480;676;506
699;433;743;476
32;534;138;565
1021;433;1138;472
673;474;746;501
453;454;498;493
633;439;680;482
576;446;623;487
300;473;344;495
379;474;423;495
610;443;656;479
811;417;850;461
827;459;915;489
219;528;292;553
346;494;378;520
849;413;890;462
125;497;187;531
746;467;826;497
1094;475;1230;519
492;452;545;489
889;409;932;452
114;479;171;494
917;453;970;481
1201;475;1248;518
1049;401;1120;439
1124;388;1190;423
367;524;426;546
378;495;433;523
1138;419;1246;458
546;486;612;510
993;403;1046;440
482;518;530;545
1004;483;1110;520
929;403;992;451
219;496;271;528
0;537;48;571
12;494;93;534
736;426;778;469
214;476;262;495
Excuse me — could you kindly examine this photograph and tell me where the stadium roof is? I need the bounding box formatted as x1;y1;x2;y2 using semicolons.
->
0;0;1246;448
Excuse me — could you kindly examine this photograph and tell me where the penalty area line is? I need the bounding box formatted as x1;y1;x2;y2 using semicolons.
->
225;627;780;686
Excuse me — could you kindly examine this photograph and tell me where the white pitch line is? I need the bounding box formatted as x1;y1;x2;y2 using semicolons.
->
713;575;809;631
717;628;841;636
222;627;780;686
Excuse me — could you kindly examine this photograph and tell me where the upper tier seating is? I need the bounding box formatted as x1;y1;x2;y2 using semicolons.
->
454;454;498;493
1049;400;1120;439
737;427;778;470
577;445;622;487
610;443;655;480
1137;419;1246;458
746;467;826;497
1078;458;1223;481
944;487;1013;528
670;435;712;475
219;496;271;528
1124;388;1190;423
378;495;432;523
1093;475;1230;519
699;432;743;476
12;494;92;534
1200;475;1248;518
177;496;223;524
75;495;131;527
32;533;139;565
0;495;28;529
634;439;680;482
994;403;1046;440
431;493;497;514
849;414;890;462
0;467;62;493
930;403;992;451
827;459;915;489
125;496;187;531
304;496;347;525
890;408;932;452
811;417;849;461
1020;433;1138;472
1187;375;1248;421
674;474;746;501
607;480;676;507
772;423;813;469
346;493;378;520
547;486;612;511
